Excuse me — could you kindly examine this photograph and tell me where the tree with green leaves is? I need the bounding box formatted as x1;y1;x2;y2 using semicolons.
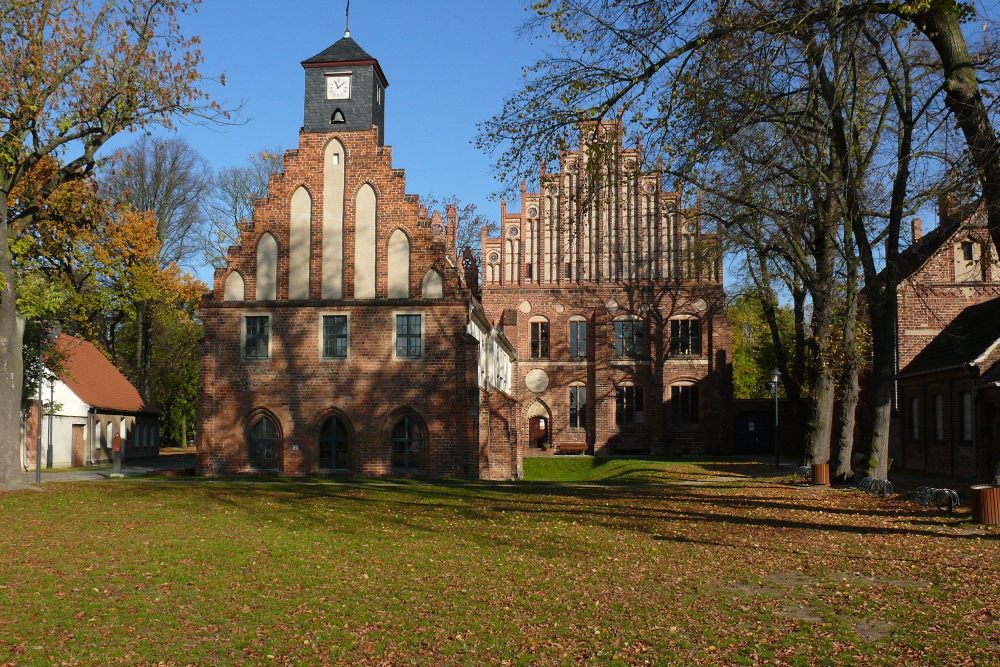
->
0;0;226;489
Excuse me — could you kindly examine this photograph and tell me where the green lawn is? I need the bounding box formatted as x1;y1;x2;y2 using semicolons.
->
0;459;997;665
522;455;777;483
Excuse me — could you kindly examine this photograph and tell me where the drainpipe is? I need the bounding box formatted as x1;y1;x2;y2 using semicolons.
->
87;408;95;465
21;412;29;470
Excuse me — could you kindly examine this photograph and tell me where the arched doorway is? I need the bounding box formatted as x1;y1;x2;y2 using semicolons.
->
525;401;551;451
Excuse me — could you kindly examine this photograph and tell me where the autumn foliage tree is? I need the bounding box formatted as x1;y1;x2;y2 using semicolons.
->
0;0;225;488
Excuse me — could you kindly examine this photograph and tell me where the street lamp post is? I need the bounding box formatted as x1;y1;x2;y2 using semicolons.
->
34;326;61;485
771;368;781;468
46;379;54;469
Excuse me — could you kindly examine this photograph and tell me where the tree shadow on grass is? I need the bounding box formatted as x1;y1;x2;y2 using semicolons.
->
133;475;999;557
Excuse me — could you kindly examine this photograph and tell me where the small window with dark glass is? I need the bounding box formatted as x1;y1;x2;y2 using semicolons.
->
614;320;645;359
671;384;700;425
670;319;702;356
569;320;587;359
569;386;587;429
396;314;422;357
615;385;644;426
531;321;549;359
244;316;270;359
962;241;975;261
322;315;348;358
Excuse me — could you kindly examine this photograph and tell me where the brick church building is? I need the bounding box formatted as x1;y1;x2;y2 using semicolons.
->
197;33;519;479
480;122;731;455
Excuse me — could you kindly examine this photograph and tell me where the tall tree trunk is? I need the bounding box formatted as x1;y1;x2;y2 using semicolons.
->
134;300;153;398
865;288;896;480
791;284;809;399
834;288;860;481
918;7;1000;254
0;196;28;489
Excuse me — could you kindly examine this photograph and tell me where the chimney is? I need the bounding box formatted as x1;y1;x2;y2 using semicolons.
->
938;193;954;226
911;218;923;243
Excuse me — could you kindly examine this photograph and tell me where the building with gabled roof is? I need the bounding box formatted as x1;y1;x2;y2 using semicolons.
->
21;334;160;468
479;122;731;456
196;32;520;479
896;297;1000;479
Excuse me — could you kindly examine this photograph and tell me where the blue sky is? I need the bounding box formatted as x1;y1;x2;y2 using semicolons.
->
113;0;546;282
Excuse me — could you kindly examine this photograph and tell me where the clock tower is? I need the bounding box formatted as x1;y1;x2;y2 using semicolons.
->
301;32;388;144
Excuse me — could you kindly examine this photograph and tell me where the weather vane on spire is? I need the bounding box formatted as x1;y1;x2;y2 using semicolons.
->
344;0;351;38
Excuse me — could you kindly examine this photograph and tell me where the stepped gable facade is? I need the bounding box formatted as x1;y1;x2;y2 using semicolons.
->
480;122;732;455
895;203;1000;371
888;201;1000;479
197;34;518;480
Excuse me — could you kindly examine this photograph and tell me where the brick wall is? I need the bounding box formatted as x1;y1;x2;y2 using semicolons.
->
198;127;507;479
897;227;1000;369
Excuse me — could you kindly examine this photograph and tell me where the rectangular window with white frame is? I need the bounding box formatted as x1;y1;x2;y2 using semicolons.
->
243;315;270;360
961;392;973;442
395;314;422;358
322;314;348;358
934;394;944;440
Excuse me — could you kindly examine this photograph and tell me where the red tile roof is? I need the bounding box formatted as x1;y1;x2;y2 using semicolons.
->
51;334;158;415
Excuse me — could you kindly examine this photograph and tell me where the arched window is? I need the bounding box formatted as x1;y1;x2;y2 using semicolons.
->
224;271;245;301
530;316;549;359
391;415;423;471
289;187;312;299
670;381;700;425
355;184;377;299
319;416;349;469
248;415;280;470
387;229;411;298
421;269;444;299
256;233;278;301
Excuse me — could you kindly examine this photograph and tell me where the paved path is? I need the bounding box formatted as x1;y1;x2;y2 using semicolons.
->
20;453;195;484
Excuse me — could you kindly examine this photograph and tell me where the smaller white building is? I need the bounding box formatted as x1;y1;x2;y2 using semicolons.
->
467;306;516;395
21;334;159;468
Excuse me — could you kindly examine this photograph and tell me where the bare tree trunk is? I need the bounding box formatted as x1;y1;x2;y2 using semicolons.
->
134;300;153;398
0;196;28;489
835;291;860;481
865;291;895;480
805;367;836;465
918;7;1000;254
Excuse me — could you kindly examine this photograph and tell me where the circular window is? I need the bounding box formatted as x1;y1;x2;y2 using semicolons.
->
686;223;697;233
528;206;538;217
488;252;500;263
508;227;520;237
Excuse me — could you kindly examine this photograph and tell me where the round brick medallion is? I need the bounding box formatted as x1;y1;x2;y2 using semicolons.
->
525;369;550;393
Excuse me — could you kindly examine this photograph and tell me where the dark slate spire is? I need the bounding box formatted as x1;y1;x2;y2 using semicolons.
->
301;35;389;88
301;32;388;143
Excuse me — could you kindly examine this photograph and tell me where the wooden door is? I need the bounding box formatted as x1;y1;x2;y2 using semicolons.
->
71;424;85;467
529;416;549;449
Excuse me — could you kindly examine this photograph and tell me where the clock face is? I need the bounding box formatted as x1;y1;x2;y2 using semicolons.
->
326;74;351;100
